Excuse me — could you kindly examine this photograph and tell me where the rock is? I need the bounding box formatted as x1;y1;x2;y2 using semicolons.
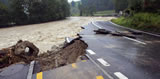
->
94;29;111;34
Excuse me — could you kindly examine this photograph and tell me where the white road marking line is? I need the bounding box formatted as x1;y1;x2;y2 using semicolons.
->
86;49;96;55
92;22;102;29
97;58;110;66
27;61;35;79
86;54;114;79
114;72;128;79
124;37;146;45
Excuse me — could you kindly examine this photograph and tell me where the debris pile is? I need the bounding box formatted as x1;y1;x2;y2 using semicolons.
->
94;29;142;39
0;38;88;72
36;38;88;71
94;29;111;34
0;40;39;68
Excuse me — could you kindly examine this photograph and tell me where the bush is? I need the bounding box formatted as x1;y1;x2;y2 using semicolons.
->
112;13;160;33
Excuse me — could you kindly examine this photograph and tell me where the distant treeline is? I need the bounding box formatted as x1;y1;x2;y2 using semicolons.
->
0;0;70;26
114;0;160;13
70;0;160;16
72;0;114;16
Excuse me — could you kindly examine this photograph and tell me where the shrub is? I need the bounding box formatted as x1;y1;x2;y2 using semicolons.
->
112;12;160;33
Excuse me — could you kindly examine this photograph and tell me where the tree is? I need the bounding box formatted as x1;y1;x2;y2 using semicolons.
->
0;0;70;26
9;0;28;25
0;2;10;25
114;0;128;13
28;0;48;23
80;0;114;16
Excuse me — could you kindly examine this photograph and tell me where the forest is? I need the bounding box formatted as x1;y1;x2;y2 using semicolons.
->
112;0;160;33
70;0;160;33
70;0;114;16
0;0;70;26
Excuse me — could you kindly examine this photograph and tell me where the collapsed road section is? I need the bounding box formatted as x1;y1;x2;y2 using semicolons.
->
0;40;39;68
0;38;88;71
1;20;160;79
79;21;160;79
36;38;88;71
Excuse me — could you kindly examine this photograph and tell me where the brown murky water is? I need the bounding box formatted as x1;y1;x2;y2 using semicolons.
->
0;17;114;53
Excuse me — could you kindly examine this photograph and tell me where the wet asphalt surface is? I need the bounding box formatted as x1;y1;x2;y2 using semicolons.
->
0;64;29;79
1;20;160;79
80;21;160;79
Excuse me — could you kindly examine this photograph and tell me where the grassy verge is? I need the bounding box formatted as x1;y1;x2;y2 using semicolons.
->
111;13;160;34
94;10;115;16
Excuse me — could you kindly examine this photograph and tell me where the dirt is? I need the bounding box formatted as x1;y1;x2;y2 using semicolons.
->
36;38;88;71
0;38;88;71
0;40;39;68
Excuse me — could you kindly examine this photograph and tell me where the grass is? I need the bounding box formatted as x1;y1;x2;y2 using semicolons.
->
111;13;160;33
94;10;115;16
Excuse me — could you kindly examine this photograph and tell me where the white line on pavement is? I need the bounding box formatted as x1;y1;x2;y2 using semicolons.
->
92;22;102;29
114;72;128;79
86;49;96;55
27;61;35;79
97;58;110;66
86;54;114;79
124;37;146;45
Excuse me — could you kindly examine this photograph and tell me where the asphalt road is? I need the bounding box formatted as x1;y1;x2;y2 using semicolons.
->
80;21;160;79
0;64;29;79
1;20;160;79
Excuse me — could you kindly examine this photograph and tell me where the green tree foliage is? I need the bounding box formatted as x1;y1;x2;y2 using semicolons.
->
114;0;160;13
0;0;70;26
0;2;9;25
70;1;80;16
142;0;160;12
114;0;128;13
28;0;48;23
80;0;114;16
127;0;142;12
9;0;28;25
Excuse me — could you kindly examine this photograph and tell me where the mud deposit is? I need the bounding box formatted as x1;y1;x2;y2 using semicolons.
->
36;39;88;71
0;38;88;72
0;40;39;68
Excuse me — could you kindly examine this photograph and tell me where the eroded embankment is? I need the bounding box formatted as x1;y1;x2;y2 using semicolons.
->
0;38;88;72
36;38;88;71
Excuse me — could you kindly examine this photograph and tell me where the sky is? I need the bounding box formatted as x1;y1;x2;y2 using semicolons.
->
68;0;80;3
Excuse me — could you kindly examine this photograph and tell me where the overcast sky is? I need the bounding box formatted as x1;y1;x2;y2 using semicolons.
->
68;0;80;3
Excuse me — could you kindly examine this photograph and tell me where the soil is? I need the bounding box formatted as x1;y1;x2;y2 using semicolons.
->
36;39;88;71
0;40;39;68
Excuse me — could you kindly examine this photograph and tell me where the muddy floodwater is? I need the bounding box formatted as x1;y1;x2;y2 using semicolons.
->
0;17;114;53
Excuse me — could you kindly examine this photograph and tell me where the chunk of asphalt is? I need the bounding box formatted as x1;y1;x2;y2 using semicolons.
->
94;29;111;34
115;31;136;39
128;30;142;35
111;32;123;36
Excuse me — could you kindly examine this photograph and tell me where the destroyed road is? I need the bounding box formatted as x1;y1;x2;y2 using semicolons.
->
80;21;160;79
1;17;160;79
